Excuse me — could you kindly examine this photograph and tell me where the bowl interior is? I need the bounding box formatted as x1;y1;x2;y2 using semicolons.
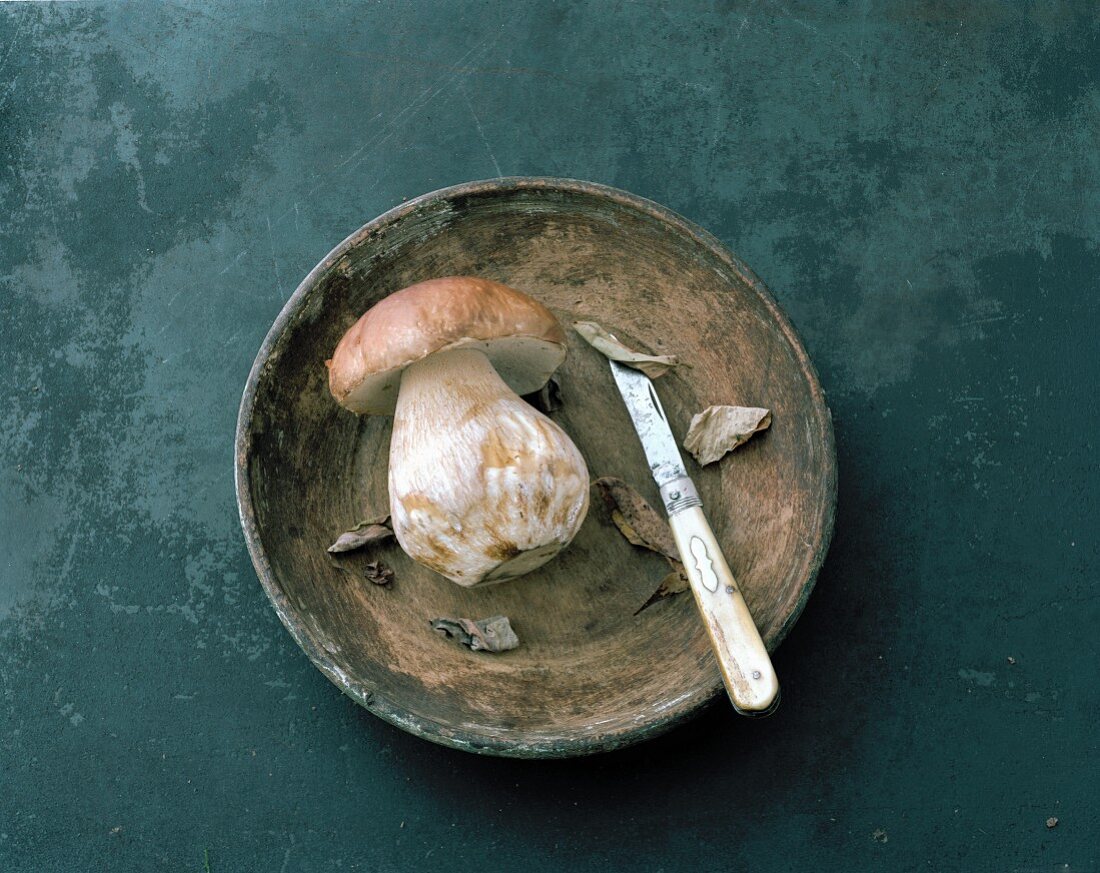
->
238;180;835;756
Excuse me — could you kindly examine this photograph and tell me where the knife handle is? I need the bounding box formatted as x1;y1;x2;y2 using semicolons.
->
665;499;780;715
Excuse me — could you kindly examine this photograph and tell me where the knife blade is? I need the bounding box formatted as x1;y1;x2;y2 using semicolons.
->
609;359;780;715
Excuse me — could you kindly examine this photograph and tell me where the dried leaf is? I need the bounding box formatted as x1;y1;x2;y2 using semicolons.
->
430;616;520;653
364;561;394;586
522;377;563;414
328;525;393;553
328;515;394;553
573;321;679;378
634;562;691;615
682;405;772;466
609;510;645;549
592;477;678;560
592;477;691;613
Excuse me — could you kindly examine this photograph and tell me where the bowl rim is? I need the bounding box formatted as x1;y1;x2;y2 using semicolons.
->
234;176;837;758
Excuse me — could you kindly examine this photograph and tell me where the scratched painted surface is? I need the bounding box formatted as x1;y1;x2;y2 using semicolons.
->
0;2;1097;870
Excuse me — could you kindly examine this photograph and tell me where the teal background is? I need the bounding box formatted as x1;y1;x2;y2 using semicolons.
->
1;2;1097;869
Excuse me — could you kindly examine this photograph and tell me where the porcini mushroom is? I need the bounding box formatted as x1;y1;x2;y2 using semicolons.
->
327;277;589;587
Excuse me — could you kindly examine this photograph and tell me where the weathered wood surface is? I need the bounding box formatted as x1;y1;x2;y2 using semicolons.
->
235;178;836;757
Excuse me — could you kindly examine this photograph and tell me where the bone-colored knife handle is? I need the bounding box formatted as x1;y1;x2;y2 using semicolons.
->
667;503;780;715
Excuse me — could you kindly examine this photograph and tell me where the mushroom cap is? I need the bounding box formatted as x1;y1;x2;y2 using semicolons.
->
327;276;567;415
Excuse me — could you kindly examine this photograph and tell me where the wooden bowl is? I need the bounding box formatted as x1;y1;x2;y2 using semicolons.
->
235;178;836;757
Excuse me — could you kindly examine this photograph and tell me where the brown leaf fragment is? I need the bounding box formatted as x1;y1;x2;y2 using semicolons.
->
634;561;691;615
364;560;394;586
609;509;645;549
573;321;679;378
430;616;520;653
328;515;394;553
683;405;772;466
523;377;563;414
592;477;678;560
592;477;691;613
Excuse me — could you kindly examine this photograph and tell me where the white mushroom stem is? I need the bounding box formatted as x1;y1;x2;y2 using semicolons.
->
388;347;589;587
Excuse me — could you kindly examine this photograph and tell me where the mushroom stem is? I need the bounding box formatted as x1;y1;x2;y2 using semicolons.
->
388;347;589;586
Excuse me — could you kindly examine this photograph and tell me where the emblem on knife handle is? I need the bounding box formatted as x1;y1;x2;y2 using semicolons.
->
689;537;719;593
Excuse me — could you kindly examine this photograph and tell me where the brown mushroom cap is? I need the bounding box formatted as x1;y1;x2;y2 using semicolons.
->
327;276;567;415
